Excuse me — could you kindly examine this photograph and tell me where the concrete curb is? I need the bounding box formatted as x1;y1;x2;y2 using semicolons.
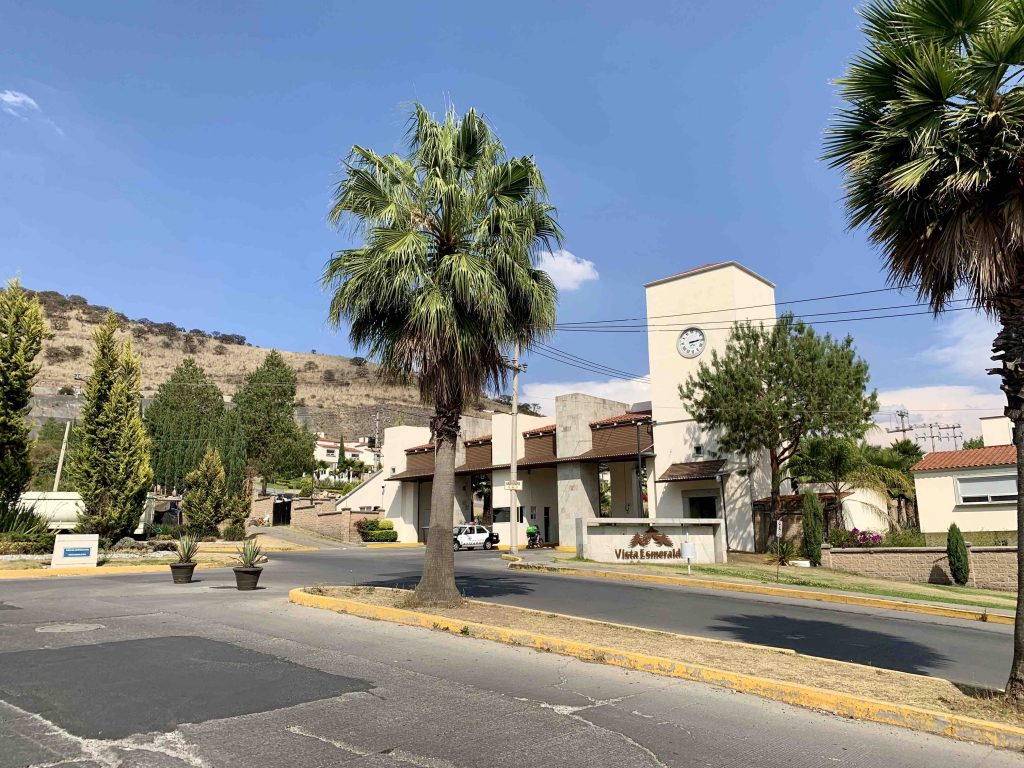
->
198;545;319;553
507;561;1014;626
289;587;1024;751
0;562;230;579
365;542;424;549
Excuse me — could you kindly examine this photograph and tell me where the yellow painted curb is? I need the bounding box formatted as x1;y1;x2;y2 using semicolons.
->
554;546;576;552
0;562;230;579
365;542;424;549
509;562;1014;626
199;545;319;553
289;587;1024;751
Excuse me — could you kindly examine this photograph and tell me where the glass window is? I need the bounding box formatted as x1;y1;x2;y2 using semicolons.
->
958;475;1018;504
325;449;336;457
492;507;510;523
688;496;717;518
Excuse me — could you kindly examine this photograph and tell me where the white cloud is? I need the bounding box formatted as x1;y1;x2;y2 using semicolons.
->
522;377;651;416
0;90;39;119
870;384;1003;447
537;249;599;291
916;311;999;380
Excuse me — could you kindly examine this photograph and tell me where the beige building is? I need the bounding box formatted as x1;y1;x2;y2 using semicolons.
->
912;417;1017;546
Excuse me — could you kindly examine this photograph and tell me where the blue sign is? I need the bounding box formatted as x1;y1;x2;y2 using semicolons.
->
63;547;92;558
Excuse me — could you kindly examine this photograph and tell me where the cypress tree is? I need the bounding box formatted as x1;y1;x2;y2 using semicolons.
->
181;445;228;534
801;491;824;567
69;313;153;540
0;279;45;519
947;523;970;586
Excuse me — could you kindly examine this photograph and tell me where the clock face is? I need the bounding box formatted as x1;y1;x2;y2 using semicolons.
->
677;327;706;358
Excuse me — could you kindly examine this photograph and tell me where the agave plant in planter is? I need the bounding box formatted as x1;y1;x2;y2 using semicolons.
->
170;535;200;584
233;539;264;591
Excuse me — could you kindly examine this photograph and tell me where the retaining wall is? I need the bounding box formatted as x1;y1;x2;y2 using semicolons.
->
823;543;1018;591
290;499;380;543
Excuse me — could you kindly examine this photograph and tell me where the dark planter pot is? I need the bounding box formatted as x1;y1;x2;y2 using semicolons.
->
233;566;263;591
170;562;196;584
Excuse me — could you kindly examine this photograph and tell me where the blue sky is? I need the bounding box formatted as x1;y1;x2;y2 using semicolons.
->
0;1;1003;443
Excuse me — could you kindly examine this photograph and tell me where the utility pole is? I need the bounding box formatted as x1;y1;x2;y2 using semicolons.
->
887;409;913;441
52;420;72;492
373;409;382;469
509;344;523;555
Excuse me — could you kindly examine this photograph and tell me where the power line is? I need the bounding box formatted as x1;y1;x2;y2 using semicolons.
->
553;284;926;326
552;305;978;333
530;349;645;382
534;343;650;381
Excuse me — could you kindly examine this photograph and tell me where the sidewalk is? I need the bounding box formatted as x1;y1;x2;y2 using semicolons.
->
510;550;1017;623
251;526;353;550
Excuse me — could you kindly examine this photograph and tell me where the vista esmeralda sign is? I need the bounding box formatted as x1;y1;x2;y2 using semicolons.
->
613;526;682;561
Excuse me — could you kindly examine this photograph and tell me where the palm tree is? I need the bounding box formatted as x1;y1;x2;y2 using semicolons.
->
826;0;1024;699
324;105;559;606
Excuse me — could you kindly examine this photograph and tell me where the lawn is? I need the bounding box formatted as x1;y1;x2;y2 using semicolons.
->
552;552;1017;613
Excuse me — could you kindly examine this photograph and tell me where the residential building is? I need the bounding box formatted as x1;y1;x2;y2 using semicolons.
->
912;416;1017;546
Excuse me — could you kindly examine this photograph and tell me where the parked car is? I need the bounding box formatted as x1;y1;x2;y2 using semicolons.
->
452;524;499;551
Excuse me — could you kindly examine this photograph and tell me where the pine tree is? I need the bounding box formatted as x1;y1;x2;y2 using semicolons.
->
181;445;227;534
947;523;970;587
0;279;45;519
801;491;824;567
69;313;153;540
144;358;225;494
233;351;312;494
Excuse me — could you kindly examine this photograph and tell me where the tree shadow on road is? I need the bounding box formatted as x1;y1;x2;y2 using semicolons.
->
356;571;535;598
709;613;951;676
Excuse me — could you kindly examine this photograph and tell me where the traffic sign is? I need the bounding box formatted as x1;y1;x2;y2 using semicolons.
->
504;480;523;491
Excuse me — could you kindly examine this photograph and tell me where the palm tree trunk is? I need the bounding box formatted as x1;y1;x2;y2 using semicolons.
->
414;407;463;607
994;300;1024;703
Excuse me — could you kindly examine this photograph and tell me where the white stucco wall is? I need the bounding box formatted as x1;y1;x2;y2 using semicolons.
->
981;416;1013;447
645;263;775;551
914;465;1018;535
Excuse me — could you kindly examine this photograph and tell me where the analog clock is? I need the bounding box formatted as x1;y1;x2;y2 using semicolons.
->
676;327;706;358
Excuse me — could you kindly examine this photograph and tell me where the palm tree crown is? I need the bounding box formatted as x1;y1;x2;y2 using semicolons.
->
324;105;559;430
825;0;1024;312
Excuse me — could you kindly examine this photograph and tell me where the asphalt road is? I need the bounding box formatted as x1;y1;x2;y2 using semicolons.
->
0;558;1020;767
268;546;1014;689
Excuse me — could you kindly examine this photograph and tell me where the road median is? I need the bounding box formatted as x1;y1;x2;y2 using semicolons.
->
505;559;1014;625
290;585;1024;750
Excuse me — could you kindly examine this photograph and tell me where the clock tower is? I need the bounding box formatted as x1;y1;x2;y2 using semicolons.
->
644;262;776;551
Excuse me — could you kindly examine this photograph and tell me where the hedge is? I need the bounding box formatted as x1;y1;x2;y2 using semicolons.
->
364;529;398;542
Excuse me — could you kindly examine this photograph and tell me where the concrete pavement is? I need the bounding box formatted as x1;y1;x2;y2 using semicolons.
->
0;562;1020;767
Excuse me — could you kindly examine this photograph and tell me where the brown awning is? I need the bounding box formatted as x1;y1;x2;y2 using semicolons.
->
387;469;435;481
657;459;727;482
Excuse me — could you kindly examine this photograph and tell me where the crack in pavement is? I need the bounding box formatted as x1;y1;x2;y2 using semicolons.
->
0;701;209;768
286;725;459;767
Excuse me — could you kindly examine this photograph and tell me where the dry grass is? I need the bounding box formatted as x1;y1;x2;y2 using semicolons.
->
318;586;1024;729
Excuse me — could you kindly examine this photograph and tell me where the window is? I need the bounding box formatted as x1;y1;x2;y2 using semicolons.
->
325;449;336;457
694;444;703;457
492;507;510;523
957;475;1018;504
688;496;717;518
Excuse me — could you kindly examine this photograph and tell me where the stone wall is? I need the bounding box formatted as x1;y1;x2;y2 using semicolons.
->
290;498;381;543
823;543;1018;591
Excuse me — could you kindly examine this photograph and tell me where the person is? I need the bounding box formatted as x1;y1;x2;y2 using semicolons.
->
526;523;540;548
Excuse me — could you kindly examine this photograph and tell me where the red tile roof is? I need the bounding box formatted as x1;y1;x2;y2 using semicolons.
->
590;411;652;427
523;424;556;436
405;443;435;453
911;446;1016;472
657;459;727;482
464;434;492;444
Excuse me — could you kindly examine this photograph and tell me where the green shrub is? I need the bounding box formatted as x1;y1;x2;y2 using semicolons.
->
377;519;394;531
297;477;314;497
223;522;245;541
827;527;856;549
947;523;970;585
355;517;380;540
364;529;398;542
801;492;823;567
883;526;926;547
765;538;797;566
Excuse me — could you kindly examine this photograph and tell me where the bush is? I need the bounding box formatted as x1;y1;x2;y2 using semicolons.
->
883;526;926;547
377;519;394;530
112;536;145;552
827;527;884;548
223;522;245;541
801;492;823;567
355;517;381;540
322;369;337;383
364;529;398;542
827;527;856;548
58;385;75;395
297;477;314;497
947;523;970;585
765;538;797;566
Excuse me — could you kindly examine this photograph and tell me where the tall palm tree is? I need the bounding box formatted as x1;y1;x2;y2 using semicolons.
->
826;0;1024;699
324;105;559;606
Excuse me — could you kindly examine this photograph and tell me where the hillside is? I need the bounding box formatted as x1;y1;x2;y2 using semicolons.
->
27;289;497;438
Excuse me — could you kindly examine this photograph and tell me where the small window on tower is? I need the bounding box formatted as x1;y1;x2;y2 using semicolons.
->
694;445;703;457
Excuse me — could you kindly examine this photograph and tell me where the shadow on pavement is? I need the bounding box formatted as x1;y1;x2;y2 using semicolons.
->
709;613;950;676
358;571;534;598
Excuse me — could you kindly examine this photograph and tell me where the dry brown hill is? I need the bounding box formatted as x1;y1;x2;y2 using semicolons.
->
27;289;497;438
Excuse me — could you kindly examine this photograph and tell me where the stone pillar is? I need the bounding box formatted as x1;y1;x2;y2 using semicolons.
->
557;462;600;549
821;542;833;569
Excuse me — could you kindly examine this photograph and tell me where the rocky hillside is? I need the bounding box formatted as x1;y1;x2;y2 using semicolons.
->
27;289;497;438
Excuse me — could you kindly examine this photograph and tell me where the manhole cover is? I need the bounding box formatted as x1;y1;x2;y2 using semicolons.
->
35;623;104;633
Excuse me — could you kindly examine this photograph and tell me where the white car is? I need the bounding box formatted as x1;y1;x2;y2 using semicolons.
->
452;524;499;551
